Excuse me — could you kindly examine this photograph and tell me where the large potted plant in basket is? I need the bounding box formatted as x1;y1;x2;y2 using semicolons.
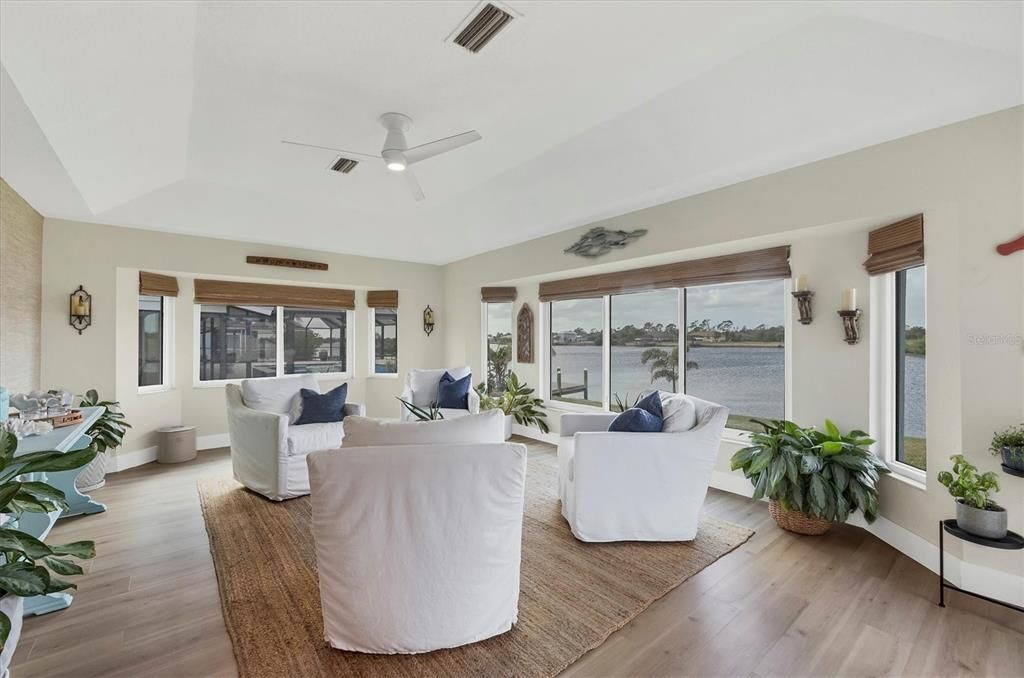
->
0;429;97;674
75;389;130;493
475;373;549;440
731;419;889;535
990;424;1024;474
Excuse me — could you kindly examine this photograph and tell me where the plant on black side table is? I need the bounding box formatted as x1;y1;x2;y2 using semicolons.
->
990;424;1024;474
937;454;1006;539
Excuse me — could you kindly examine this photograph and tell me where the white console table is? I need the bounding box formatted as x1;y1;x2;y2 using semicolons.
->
13;406;105;615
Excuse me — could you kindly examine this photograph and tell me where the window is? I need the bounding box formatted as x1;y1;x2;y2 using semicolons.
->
541;279;787;431
549;298;604;406
373;308;398;374
609;289;680;407
486;303;513;393
895;266;926;471
138;295;167;388
198;305;277;381
685;280;786;432
284;308;347;374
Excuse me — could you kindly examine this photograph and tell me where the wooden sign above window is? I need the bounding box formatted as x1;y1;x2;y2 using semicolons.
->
246;255;328;271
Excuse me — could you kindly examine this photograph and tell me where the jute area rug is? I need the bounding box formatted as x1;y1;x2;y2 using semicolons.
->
198;447;753;677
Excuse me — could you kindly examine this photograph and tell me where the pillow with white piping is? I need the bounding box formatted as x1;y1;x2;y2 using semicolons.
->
658;391;698;432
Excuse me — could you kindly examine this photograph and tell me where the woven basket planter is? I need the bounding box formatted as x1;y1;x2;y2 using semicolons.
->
768;500;832;536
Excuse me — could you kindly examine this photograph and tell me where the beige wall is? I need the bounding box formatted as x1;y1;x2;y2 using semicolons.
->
443;107;1024;586
40;220;447;452
0;178;43;394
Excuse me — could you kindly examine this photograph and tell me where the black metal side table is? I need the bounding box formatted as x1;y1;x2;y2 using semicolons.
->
938;519;1023;613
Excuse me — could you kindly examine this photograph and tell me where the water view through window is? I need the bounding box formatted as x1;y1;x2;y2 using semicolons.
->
486;303;513;394
550;298;603;405
684;280;786;431
610;289;679;408
896;266;926;470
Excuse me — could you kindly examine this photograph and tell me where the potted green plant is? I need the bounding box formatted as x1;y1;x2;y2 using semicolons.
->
475;373;549;440
990;424;1024;473
0;429;97;673
396;398;445;421
75;389;131;492
731;419;889;535
937;454;1006;539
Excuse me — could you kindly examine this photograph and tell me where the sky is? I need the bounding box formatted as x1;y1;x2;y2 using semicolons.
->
904;265;926;328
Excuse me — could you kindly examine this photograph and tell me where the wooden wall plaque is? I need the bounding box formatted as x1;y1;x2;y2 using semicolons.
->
517;303;534;364
246;256;328;271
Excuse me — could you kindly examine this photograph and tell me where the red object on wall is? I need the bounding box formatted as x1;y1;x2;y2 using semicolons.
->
996;235;1024;256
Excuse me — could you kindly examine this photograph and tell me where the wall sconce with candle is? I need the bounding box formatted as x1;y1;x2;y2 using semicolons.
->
422;305;435;336
837;287;861;345
791;274;814;325
69;285;92;334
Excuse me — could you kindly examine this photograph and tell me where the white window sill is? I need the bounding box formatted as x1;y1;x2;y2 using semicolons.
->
138;385;174;396
886;463;927;491
367;373;400;380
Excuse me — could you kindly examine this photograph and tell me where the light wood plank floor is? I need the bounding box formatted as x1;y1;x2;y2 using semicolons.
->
12;441;1024;677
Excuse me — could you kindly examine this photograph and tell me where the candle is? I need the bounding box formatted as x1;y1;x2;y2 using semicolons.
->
795;274;809;292
841;288;857;311
73;298;87;316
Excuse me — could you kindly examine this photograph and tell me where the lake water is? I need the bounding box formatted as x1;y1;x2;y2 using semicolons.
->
550;344;925;436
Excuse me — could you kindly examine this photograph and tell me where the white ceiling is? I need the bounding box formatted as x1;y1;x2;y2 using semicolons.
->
1;1;1020;264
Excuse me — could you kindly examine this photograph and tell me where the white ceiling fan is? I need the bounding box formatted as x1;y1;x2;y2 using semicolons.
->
282;112;481;201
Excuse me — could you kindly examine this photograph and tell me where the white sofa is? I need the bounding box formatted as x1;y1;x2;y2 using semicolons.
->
398;366;480;421
307;412;526;653
557;394;728;542
225;374;364;501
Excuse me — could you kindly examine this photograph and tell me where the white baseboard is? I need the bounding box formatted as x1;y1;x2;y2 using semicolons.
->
111;432;230;473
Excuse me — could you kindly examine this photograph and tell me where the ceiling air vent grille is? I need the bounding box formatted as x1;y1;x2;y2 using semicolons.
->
329;157;358;174
453;3;514;53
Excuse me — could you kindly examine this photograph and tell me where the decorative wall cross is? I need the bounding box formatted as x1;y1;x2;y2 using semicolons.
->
995;234;1024;256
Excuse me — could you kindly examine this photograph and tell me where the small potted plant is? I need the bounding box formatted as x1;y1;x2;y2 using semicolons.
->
475;373;549;440
937;454;1006;539
990;424;1024;474
731;419;889;535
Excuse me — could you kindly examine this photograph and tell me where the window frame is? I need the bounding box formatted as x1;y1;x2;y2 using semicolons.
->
368;306;399;378
193;304;354;387
138;294;174;394
870;270;926;486
538;279;790;437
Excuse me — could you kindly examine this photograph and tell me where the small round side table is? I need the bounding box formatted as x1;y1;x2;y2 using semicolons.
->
938;519;1023;613
157;425;197;464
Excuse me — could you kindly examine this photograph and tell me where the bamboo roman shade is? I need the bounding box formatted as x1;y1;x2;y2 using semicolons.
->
139;272;179;297
538;246;791;302
367;290;399;308
863;214;924;275
193;279;355;310
481;287;517;303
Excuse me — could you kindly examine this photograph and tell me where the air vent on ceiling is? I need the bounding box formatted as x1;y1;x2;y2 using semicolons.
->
452;3;514;53
328;157;358;174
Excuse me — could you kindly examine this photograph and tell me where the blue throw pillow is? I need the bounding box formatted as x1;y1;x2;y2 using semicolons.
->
608;390;664;432
294;383;348;425
435;371;471;409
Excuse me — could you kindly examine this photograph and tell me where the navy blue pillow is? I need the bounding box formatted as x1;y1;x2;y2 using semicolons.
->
294;383;348;425
436;371;471;409
608;391;664;432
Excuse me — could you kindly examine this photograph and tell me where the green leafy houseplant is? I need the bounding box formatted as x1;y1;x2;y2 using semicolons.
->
612;392;643;413
474;373;549;433
990;424;1024;472
0;429;97;645
730;419;890;532
937;454;1000;510
78;389;131;454
396;398;445;421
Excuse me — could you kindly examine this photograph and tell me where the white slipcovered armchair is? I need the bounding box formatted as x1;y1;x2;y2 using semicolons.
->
398;366;480;421
225;375;364;501
307;429;527;653
557;394;728;542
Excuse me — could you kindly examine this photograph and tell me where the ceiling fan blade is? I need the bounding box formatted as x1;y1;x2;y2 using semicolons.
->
404;130;481;165
403;168;426;201
280;140;380;160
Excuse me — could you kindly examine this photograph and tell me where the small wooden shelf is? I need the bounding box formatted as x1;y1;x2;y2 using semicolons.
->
1000;463;1024;478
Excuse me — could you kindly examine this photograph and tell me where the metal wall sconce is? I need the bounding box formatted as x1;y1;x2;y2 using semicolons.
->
792;291;814;325
838;310;861;345
422;305;435;336
69;285;92;334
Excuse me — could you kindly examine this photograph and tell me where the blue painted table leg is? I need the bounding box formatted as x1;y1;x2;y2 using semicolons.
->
23;592;73;616
50;468;106;518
